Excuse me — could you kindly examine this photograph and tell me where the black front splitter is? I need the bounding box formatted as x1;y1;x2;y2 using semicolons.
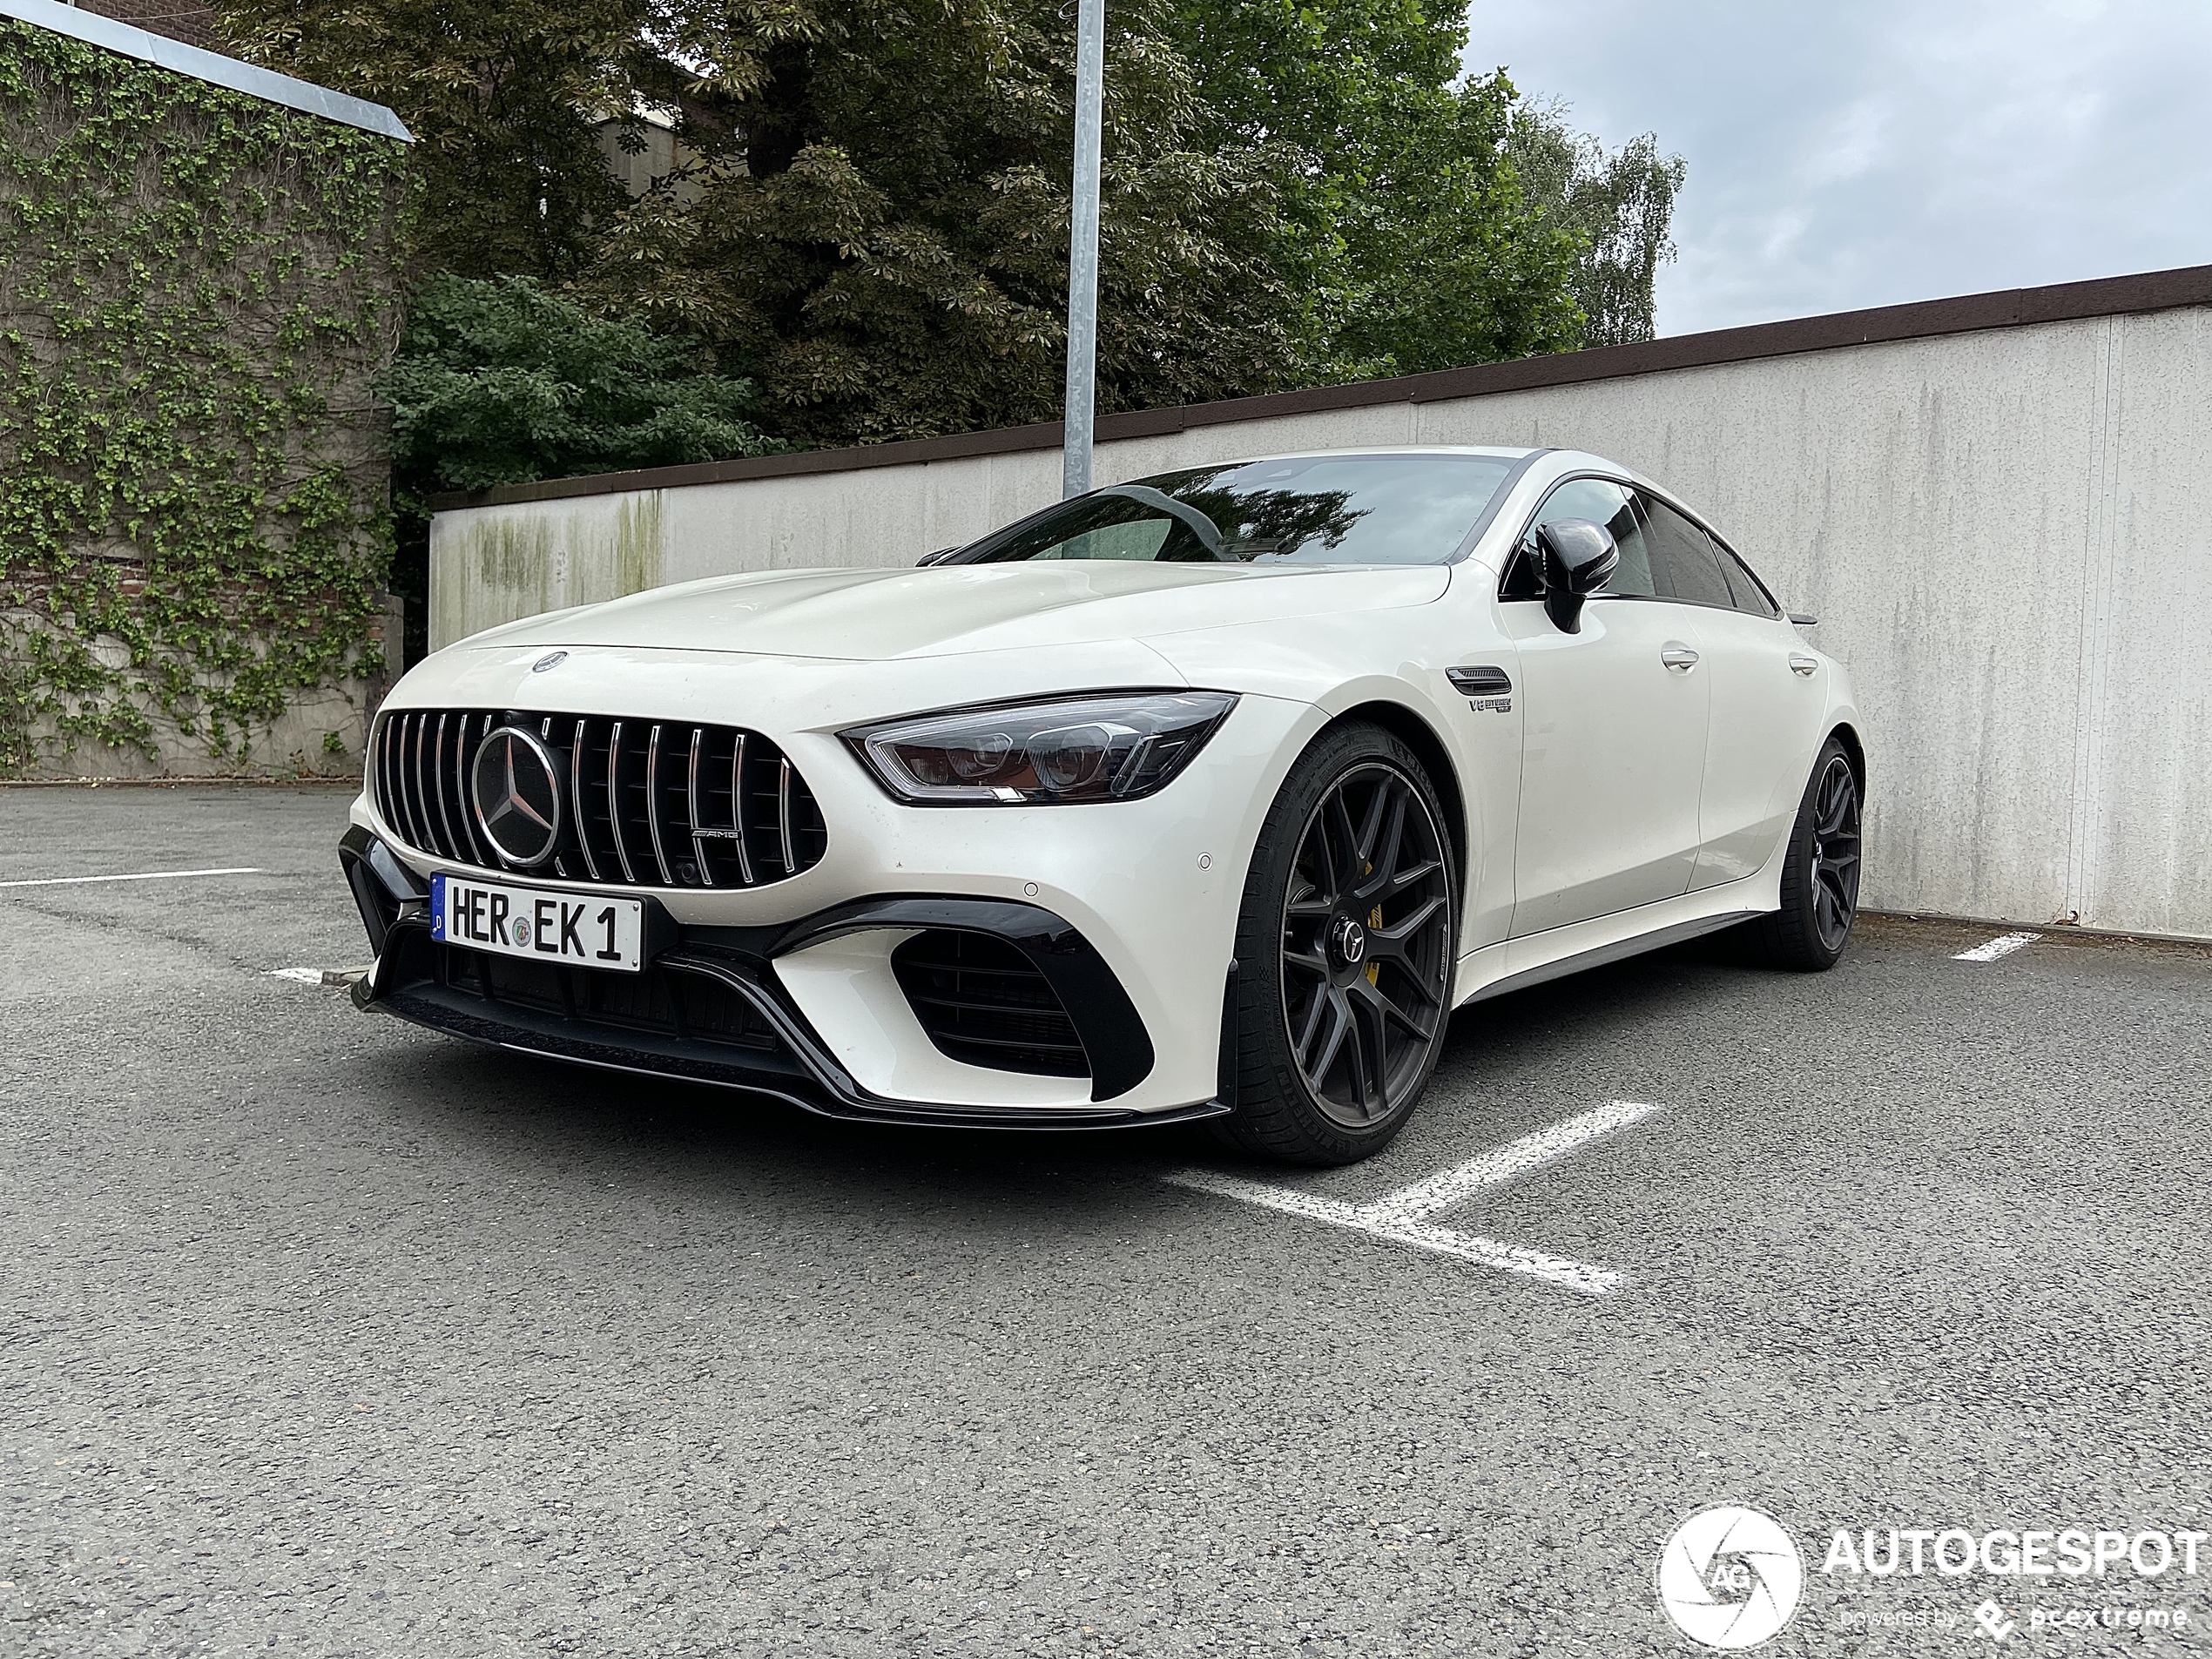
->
372;947;1224;1131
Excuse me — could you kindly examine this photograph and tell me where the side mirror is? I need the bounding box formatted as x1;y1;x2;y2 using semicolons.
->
1534;518;1619;634
916;546;961;568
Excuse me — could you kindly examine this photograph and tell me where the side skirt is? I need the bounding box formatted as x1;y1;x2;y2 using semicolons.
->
1453;877;1774;1008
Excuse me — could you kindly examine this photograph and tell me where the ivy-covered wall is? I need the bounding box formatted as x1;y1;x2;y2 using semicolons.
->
0;16;412;777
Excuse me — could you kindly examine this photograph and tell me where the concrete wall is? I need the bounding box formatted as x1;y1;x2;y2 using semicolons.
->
430;304;2212;940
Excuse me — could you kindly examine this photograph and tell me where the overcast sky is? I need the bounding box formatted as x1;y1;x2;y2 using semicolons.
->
1462;0;2212;336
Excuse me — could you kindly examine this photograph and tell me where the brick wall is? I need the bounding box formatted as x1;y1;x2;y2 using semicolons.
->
65;0;218;50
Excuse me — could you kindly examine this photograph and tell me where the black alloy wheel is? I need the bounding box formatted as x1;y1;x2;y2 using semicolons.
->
1218;724;1459;1164
1808;752;1862;952
1280;762;1455;1127
1754;736;1862;970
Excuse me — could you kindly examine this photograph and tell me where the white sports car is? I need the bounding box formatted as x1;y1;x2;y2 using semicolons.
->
341;447;1863;1164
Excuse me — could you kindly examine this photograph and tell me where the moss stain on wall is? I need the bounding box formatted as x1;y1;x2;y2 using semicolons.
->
613;494;664;597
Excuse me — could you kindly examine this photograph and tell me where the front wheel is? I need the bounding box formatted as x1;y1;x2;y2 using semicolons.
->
1214;723;1459;1165
1752;738;1862;970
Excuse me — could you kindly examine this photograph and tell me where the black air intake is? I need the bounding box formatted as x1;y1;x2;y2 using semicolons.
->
890;929;1090;1078
371;709;826;889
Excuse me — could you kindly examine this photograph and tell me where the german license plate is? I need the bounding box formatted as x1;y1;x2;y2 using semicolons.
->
430;874;644;972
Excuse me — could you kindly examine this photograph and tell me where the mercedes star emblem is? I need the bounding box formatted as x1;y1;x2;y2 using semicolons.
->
470;725;563;867
1331;915;1368;967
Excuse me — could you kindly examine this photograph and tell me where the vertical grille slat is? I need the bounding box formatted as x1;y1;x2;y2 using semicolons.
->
381;712;403;843
570;718;601;880
385;712;410;846
605;721;637;884
730;732;755;886
540;718;568;878
395;714;417;850
430;712;451;860
427;713;449;857
441;715;462;856
395;713;422;852
374;714;396;841
408;712;435;856
371;706;823;890
452;712;482;865
644;723;673;886
686;727;716;889
430;712;459;860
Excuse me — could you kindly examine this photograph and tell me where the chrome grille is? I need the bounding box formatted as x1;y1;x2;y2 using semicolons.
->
371;708;827;888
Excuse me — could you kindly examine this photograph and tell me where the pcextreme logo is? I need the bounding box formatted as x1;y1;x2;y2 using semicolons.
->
1656;1506;1805;1649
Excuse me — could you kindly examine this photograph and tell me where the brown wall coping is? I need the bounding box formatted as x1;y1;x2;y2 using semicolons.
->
430;262;2212;511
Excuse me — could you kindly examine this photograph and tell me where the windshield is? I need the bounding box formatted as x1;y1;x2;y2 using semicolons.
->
961;453;1517;567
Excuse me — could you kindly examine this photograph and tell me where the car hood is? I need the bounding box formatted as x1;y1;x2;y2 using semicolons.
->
460;562;1450;662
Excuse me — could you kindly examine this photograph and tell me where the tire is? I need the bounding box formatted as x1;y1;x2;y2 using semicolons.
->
1213;722;1459;1165
1751;737;1862;971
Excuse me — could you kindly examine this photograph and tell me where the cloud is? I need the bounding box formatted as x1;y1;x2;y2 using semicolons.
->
1464;0;2212;334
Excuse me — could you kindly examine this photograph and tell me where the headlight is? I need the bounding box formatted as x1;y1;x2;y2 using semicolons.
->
844;691;1239;805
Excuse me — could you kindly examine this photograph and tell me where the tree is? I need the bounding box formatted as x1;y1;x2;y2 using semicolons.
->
1507;102;1687;347
1167;0;1589;378
216;0;646;280
377;273;779;656
574;0;1302;445
382;273;779;494
222;0;1683;452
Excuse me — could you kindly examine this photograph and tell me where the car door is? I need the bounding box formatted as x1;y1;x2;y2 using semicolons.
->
1635;491;1824;888
1498;477;1710;936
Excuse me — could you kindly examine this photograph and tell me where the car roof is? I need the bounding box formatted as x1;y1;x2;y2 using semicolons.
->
1132;446;1658;489
1139;444;1545;469
1126;444;1658;506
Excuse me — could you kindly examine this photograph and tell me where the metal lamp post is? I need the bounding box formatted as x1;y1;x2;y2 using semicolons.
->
1062;0;1103;499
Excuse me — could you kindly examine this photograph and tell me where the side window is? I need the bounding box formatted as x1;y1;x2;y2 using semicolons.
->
1636;493;1736;609
1710;539;1782;617
1501;478;1655;597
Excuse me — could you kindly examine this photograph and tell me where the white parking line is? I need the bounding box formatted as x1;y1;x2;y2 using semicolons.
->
1953;932;2042;963
266;968;326;985
1362;1099;1662;1226
1165;1100;1663;1296
0;867;263;890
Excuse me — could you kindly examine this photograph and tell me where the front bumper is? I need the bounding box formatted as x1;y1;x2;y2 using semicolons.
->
341;826;1231;1130
348;661;1324;1116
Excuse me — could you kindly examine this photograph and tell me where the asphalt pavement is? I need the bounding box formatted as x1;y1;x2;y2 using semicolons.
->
3;783;2209;1657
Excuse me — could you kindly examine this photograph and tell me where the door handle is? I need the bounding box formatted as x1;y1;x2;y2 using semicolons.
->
1789;653;1819;677
1661;645;1700;671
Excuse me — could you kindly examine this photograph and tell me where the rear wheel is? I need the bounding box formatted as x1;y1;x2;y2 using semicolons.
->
1752;738;1861;970
1215;724;1458;1165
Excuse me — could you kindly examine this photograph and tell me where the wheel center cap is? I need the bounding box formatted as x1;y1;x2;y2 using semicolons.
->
1330;915;1368;968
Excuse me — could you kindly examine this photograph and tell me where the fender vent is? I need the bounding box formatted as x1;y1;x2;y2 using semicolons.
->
890;930;1089;1078
372;709;826;889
